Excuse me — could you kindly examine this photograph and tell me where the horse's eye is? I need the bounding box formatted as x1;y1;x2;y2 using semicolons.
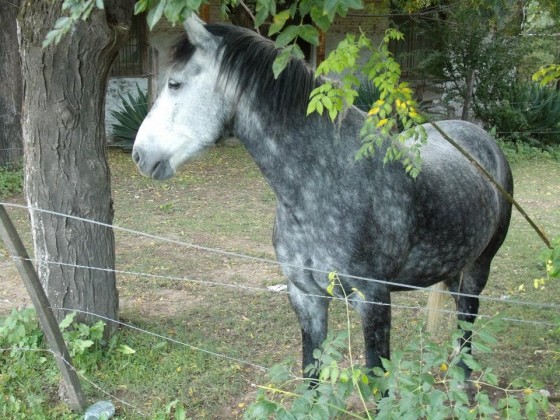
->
168;79;181;90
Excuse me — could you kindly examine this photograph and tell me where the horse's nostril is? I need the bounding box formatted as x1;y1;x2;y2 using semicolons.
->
132;150;140;164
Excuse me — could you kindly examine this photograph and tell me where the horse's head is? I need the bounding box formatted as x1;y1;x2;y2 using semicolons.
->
133;16;231;180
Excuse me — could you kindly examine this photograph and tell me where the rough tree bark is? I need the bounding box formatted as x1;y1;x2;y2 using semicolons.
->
461;69;475;121
0;0;23;167
18;1;134;335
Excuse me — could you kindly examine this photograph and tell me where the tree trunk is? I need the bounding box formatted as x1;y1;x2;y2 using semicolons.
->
461;69;475;121
18;1;134;335
0;0;23;167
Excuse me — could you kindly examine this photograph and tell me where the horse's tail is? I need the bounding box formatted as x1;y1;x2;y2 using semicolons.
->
426;282;448;336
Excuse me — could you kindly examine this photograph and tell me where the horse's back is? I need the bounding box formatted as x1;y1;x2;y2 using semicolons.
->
421;120;512;188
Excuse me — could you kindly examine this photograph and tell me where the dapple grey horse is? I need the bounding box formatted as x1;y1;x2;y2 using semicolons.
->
132;16;513;382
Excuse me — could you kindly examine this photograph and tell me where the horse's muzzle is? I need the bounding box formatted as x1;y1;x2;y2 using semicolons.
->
132;148;174;180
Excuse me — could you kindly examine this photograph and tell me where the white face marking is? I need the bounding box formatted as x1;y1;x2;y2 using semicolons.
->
132;33;231;179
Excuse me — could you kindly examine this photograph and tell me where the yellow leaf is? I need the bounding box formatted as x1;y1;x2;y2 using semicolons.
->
368;107;380;116
376;118;389;128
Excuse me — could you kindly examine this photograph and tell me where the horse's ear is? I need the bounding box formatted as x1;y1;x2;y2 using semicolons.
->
184;15;217;51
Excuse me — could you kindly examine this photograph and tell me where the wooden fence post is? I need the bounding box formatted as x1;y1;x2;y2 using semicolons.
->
0;204;86;412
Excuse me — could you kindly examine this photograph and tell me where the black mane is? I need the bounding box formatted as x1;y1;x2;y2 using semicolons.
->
171;23;318;119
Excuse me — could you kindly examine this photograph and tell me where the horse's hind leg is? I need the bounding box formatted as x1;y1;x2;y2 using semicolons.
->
446;260;491;381
286;281;329;381
449;202;511;381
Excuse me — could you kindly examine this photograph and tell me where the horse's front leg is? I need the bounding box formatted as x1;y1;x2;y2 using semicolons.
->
355;289;391;372
287;280;329;381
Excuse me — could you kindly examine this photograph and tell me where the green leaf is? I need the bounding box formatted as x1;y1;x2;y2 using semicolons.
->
118;344;136;355
316;99;324;115
471;341;493;353
134;1;148;15
275;25;299;48
321;96;333;110
255;0;274;28
323;0;339;15
147;0;166;30
269;10;290;36
59;312;76;330
310;7;332;32
297;25;319;46
164;2;186;23
272;48;291;79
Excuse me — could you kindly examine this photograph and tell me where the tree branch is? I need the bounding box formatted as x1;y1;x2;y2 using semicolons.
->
238;0;260;35
427;120;552;249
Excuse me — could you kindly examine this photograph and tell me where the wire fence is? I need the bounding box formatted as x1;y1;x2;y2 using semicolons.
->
1;202;558;312
0;201;558;415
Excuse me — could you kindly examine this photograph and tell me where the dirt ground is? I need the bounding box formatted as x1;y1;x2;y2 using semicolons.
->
0;262;31;315
1;147;559;417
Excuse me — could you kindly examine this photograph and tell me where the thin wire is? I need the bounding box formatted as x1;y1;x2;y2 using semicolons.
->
54;307;269;372
0;347;146;415
2;202;559;311
9;256;557;327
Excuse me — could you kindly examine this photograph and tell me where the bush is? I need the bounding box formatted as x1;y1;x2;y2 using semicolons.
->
0;308;107;417
110;84;148;151
246;323;551;419
477;82;560;147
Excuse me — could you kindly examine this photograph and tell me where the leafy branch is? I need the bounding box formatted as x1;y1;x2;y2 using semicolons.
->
306;29;427;177
43;0;105;47
245;308;550;418
533;64;560;87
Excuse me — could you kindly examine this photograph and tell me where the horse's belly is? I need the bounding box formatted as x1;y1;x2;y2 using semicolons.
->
393;221;495;287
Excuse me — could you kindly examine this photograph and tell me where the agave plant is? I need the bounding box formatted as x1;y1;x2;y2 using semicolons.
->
354;79;382;113
110;84;148;150
476;82;560;147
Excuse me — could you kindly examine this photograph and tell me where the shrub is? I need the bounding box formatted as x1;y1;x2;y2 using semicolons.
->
246;315;551;419
477;82;560;147
110;84;148;151
0;308;107;417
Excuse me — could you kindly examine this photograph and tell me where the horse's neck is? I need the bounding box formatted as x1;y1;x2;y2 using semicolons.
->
232;103;366;204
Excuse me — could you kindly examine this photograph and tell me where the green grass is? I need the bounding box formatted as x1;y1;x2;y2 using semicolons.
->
1;144;559;418
0;164;23;199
